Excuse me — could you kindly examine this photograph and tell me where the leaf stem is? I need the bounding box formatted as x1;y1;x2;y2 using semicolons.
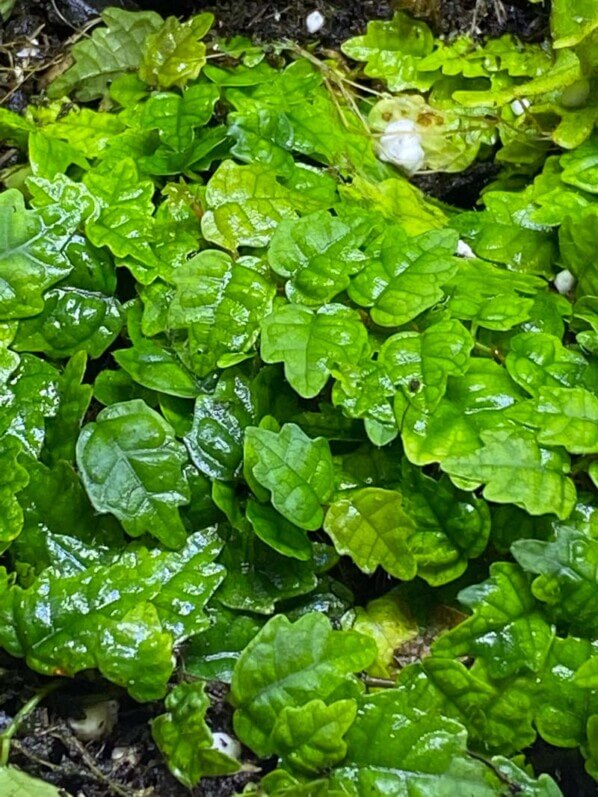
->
0;680;62;766
362;675;396;689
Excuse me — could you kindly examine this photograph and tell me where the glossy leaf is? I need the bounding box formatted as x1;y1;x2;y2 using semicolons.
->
230;613;377;756
244;423;334;530
0;529;224;700
76;400;190;547
152;681;239;787
260;304;369;399
140;14;213;89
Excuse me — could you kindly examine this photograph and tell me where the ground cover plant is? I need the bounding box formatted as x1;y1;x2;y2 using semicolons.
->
0;1;597;794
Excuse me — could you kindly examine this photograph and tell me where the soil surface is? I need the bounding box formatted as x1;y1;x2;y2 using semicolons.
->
2;1;592;796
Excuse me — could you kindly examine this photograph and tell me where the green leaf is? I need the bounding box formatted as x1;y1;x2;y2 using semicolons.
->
167;250;275;376
76;400;191;548
506;332;591;396
246;500;312;561
43;351;93;464
152;681;239;787
330;691;559;796
139;14;213;89
268;211;368;305
444;258;545;330
201;160;297;250
272;699;357;776
324;488;417;580
560;135;598;193
348;227;458;327
0;436;29;554
397;657;537;754
184;607;264;683
216;527;317;614
382;318;473;414
0;190;76;320
442;427;576;520
560;209;598;298
400;464;491;586
184;370;256;480
507;386;598;454
513;529;598;635
0;354;60;457
536;636;598;748
114;337;199;399
260;304;369;399
244;423;334;530
230;613;376;757
433;562;554;678
551;0;598;47
13;288;123;359
0;767;63;796
0;529;224;700
48;8;163;101
341;12;435;92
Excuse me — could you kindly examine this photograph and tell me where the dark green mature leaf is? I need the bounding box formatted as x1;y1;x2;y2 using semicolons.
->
0;529;224;700
536;636;598;748
244;423;334;530
13;288;123;359
0;190;75;320
76;400;190;548
184;370;256;481
260;304;369;399
0;354;60;456
139;14;213;89
0;436;28;553
513;529;598;635
48;8;163;101
329;691;560;796
433;563;554;677
230;613;376;756
246;500;312;561
397;657;537;754
268;211;368;305
43;352;93;464
152;681;239;787
216;527;317;614
348;227;458;327
167;250;275;376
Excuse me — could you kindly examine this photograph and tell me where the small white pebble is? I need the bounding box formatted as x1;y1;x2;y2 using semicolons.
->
510;98;530;116
554;269;575;295
378;118;425;174
457;239;475;258
68;700;118;742
212;731;242;760
111;745;141;767
306;10;325;34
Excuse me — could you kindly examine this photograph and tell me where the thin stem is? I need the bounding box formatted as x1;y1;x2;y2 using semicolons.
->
0;680;61;766
362;675;396;689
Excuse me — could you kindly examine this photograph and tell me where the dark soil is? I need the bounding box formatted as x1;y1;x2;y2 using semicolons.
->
2;2;586;796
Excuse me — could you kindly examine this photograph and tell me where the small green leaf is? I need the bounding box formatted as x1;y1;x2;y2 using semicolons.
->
0;436;28;554
506;332;591;397
268;211;368;305
433;562;554;678
114;337;199;399
48;8;163;101
167;250;275;376
442;427;576;520
324;488;416;580
201;160;297;250
152;681;239;788
260;303;368;399
272;699;357;775
247;500;312;561
140;14;213;89
348;227;458;327
507;387;598;454
244;423;334;530
76;400;190;548
230;613;376;757
513;529;598;635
